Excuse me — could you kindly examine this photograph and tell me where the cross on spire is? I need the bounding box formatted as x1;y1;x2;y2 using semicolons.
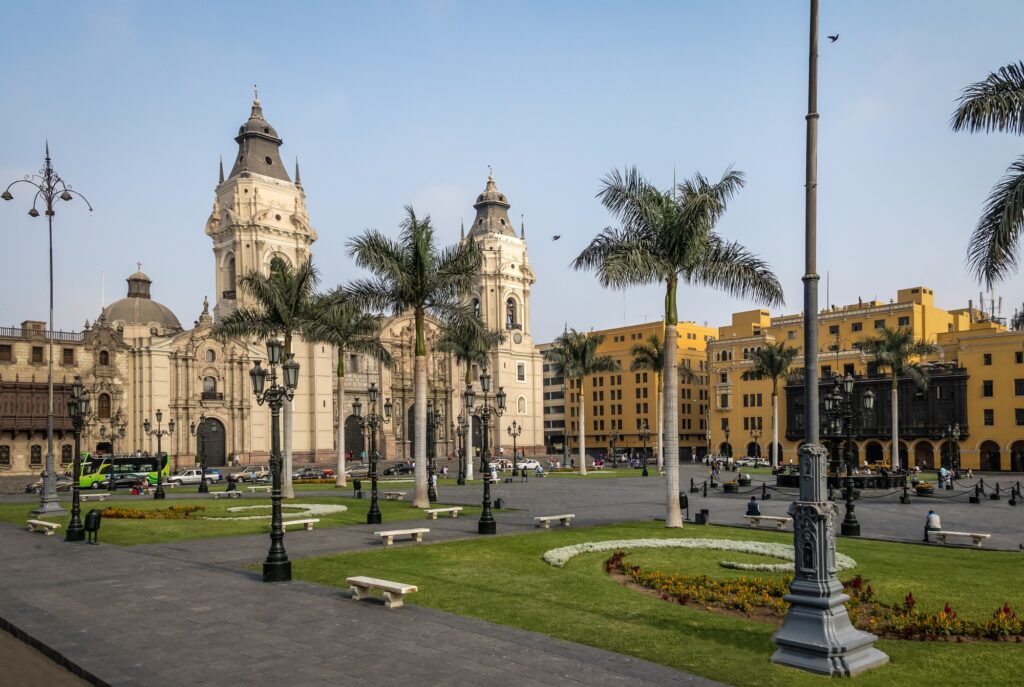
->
253;83;260;104
137;261;142;272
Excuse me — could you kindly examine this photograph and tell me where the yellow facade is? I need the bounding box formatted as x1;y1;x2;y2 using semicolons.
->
567;320;716;460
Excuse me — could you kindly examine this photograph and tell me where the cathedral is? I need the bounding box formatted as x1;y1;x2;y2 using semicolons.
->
0;96;544;475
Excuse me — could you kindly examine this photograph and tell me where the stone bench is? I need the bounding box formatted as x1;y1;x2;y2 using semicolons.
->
213;491;242;499
382;491;405;501
346;576;418;609
424;507;463;520
745;515;792;530
247;486;271;494
534;514;575;529
81;493;108;502
26;519;61;536
374;527;429;546
281;518;320;532
927;530;991;547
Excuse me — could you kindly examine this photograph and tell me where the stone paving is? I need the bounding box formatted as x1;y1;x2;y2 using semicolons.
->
1;465;1021;686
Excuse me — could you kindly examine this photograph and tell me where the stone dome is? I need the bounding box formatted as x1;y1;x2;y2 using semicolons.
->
100;269;182;332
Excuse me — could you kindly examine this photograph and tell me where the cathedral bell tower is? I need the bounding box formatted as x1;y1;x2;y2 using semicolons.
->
205;91;318;320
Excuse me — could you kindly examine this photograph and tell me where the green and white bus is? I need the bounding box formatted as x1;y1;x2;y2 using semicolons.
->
79;453;170;489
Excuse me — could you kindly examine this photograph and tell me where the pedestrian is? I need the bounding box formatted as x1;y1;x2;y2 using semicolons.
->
924;509;942;542
746;496;761;516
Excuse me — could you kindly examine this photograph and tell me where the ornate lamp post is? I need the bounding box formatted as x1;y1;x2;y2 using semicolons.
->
4;145;92;517
723;427;731;461
99;412;126;492
607;427;618;471
456;415;468;485
249;339;300;583
750;427;762;461
190;413;216;494
65;376;90;542
467;369;505;534
426;398;441;503
352;383;391;525
823;373;875;537
561;381;570;469
944;424;961;479
638;422;651;476
507;420;523;475
143;410;175;500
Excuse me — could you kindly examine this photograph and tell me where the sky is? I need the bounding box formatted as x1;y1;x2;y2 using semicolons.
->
2;0;1023;343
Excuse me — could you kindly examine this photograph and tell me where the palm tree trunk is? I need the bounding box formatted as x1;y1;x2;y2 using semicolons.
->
663;279;682;527
771;391;779;469
657;386;664;473
412;311;429;507
335;367;347;488
464;368;474;481
577;384;587;476
891;378;900;471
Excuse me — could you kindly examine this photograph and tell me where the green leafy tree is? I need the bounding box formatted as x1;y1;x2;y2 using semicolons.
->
214;257;319;498
952;62;1024;286
304;291;393;487
854;327;938;470
347;206;482;507
749;342;799;468
574;167;783;526
542;329;619;475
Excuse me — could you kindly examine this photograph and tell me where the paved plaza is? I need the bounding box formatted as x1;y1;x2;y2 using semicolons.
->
1;465;1021;686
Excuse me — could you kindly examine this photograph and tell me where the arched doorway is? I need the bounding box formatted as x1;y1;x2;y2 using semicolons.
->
1011;441;1024;472
198;418;226;467
980;440;1001;471
767;442;784;465
746;441;760;458
865;441;884;464
719;442;732;458
914;442;935;470
940;440;955;469
898;441;909;468
344;415;364;461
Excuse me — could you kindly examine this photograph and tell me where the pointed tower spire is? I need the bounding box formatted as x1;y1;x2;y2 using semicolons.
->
294;158;302;187
460;218;465;240
218;156;225;184
520;214;525;240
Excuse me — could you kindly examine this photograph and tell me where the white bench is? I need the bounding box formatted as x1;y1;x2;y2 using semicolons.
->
534;514;576;529
81;493;108;502
26;519;61;536
424;507;463;520
928;530;991;547
346;576;418;609
382;491;405;501
281;518;320;532
745;515;792;530
374;527;429;546
213;491;242;499
247;486;271;494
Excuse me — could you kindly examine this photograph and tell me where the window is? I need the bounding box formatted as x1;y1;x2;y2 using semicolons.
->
828;325;839;335
721;418;729;430
98;393;111;420
787;330;797;340
30;445;43;467
32;346;44;364
983;380;994;397
898;316;910;327
851;322;863;332
505;298;517;329
844;363;855;376
984;409;994;426
517;396;526;414
642;372;648;383
205;349;216;364
62;348;74;365
516;362;525;382
743;416;749;431
743;394;749;408
983;353;992;366
99;350;110;366
0;446;9;467
719;372;728;383
821;365;832;377
635;373;641;383
874;319;885;330
1017;380;1024;396
61;445;73;466
472;298;481;319
1017;409;1024;426
0;344;11;362
203;376;218;399
1017;352;1024;364
721;393;730;408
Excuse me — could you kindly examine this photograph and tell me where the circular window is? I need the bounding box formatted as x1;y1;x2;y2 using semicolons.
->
275;214;282;221
500;219;506;225
265;156;273;166
206;349;216;363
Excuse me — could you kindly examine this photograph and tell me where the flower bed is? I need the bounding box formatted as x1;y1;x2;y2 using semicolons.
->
102;505;204;520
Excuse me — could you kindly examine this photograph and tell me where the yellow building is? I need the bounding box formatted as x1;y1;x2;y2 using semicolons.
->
708;286;1024;472
564;320;716;462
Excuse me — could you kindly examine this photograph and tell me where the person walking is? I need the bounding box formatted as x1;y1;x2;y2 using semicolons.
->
924;510;942;542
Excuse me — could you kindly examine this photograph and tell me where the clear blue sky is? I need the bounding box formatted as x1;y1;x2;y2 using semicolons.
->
2;0;1022;342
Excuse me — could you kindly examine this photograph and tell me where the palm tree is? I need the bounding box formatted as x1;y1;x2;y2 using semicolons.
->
574;167;783;527
214;257;319;498
854;327;938;471
347;206;482;507
952;62;1024;287
749;342;799;469
543;329;619;475
304;290;393;488
435;317;506;480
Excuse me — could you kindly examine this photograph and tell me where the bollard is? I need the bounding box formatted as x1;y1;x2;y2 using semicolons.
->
678;493;689;520
970;483;982;504
761;482;771;500
990;483;1001;501
1009;483;1018;507
690;477;700;494
900;485;911;505
702;482;708;498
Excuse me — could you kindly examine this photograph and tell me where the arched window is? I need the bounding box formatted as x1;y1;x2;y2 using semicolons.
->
227;255;236;289
99;350;110;366
473;298;481;319
203;376;218;400
98;393;111;420
506;298;517;329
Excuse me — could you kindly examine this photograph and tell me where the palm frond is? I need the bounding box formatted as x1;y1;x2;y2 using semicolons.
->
690;237;785;306
966;156;1024;287
951;61;1024;135
572;226;666;288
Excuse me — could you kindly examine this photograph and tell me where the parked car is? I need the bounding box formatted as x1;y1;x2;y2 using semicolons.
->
231;465;270;483
166;469;223;486
515;458;541;471
735;457;756;467
382;462;414;476
25;475;74;494
100;474;147;490
293;467;328;480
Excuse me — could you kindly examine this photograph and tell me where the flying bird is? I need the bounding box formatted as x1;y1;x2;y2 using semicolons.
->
827;34;839;42
552;235;561;241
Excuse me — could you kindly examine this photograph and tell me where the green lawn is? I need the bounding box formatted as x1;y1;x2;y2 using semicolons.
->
292;521;1023;686
1;496;475;546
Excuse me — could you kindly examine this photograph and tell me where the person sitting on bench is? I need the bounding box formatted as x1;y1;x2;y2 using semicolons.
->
746;496;761;517
924;509;941;542
226;475;238;492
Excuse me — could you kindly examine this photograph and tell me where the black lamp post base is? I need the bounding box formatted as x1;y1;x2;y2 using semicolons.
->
263;560;292;583
841;520;861;537
198;483;209;494
642;467;649;477
478;520;496;535
153;490;166;500
367;511;382;525
65;527;85;542
457;477;465;486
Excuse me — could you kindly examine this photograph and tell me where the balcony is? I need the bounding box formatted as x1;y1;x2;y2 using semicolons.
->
201;392;224;401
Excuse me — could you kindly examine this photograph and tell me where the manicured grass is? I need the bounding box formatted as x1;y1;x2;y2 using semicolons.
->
292;521;1023;686
0;496;475;546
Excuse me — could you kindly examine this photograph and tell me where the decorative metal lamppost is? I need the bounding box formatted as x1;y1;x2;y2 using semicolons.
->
426;398;441;503
723;426;731;461
638;421;651;476
466;368;505;534
607;427;619;471
455;415;468;485
750;427;762;462
4;145;92;517
352;383;391;525
143;410;175;500
249;339;300;583
823;373;875;537
561;381;570;470
65;376;90;542
943;424;961;480
190;413;216;494
99;411;126;492
507;420;523;475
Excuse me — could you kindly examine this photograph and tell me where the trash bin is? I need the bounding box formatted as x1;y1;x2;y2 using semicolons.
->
494;497;504;509
678;493;689;511
353;479;363;499
695;508;710;525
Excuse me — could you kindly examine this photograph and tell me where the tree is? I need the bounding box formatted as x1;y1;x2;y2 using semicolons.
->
347;206;482;507
854;327;938;471
952;62;1024;287
749;342;799;469
304;291;393;488
435;317;506;480
214;257;319;498
574;167;783;526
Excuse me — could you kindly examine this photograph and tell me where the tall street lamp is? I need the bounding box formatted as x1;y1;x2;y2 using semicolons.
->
608;427;619;470
65;376;90;542
639;421;651;476
723;427;731;460
561;381;570;469
99;411;126;492
143;410;175;500
943;424;961;478
4;144;92;517
823;374;875;537
750;427;762;461
507;420;523;475
455;416;467;485
353;383;391;524
190;413;216;494
249;339;300;583
426;398;441;503
466;368;505;534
